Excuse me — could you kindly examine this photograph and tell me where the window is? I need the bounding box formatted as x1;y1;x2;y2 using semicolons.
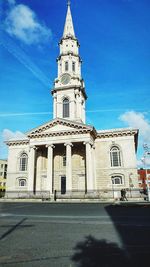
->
63;98;69;118
110;146;121;167
63;154;66;166
19;153;28;171
65;61;69;71
112;176;123;185
19;179;27;187
72;62;75;72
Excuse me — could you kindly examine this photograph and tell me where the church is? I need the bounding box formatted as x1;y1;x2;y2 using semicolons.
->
6;2;139;200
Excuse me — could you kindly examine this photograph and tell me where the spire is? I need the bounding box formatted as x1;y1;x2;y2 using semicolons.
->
63;1;75;38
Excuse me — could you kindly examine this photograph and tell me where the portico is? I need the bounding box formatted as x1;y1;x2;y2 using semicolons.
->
27;136;95;197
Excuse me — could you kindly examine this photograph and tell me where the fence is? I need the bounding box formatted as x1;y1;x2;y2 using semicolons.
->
2;188;148;201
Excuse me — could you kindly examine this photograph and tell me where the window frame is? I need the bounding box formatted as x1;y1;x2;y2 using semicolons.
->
72;61;75;72
112;175;123;185
65;61;69;71
63;98;69;118
62;154;66;167
110;146;121;167
19;153;28;172
19;179;27;187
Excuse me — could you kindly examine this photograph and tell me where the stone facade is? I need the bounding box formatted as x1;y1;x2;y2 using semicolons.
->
5;3;139;199
0;159;7;192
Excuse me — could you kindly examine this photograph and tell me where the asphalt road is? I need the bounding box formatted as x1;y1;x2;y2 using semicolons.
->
0;202;150;267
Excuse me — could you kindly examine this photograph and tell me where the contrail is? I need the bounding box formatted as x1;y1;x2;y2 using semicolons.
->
0;109;149;118
0;33;51;87
0;112;52;117
87;109;150;113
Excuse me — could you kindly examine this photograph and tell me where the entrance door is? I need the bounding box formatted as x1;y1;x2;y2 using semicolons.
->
61;176;66;194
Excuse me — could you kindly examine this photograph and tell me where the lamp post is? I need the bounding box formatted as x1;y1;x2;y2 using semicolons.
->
129;173;134;198
142;144;150;201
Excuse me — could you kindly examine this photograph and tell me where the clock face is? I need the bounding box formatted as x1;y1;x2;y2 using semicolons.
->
61;74;71;85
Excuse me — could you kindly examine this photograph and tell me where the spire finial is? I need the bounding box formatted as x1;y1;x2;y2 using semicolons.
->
67;0;71;6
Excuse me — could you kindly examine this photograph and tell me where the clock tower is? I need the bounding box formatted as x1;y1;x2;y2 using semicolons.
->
51;1;87;123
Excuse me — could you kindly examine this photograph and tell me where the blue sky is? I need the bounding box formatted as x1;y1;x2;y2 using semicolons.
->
0;0;150;164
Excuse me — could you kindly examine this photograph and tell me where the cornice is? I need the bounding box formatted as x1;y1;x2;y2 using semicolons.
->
59;36;80;47
51;85;87;99
57;53;82;62
27;118;94;135
6;139;29;147
28;129;92;139
97;129;138;139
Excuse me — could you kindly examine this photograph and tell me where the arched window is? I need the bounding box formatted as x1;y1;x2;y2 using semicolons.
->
110;146;121;167
65;61;69;71
19;179;27;187
19;153;28;171
63;98;69;118
112;176;123;185
62;154;66;167
72;62;75;72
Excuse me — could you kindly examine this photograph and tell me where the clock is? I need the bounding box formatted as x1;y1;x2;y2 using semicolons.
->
61;74;71;85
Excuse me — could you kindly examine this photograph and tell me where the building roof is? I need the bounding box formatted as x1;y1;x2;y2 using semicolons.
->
63;2;75;38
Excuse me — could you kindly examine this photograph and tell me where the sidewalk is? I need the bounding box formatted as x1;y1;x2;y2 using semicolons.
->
0;197;150;205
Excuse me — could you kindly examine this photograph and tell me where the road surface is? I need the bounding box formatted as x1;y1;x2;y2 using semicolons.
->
0;202;150;267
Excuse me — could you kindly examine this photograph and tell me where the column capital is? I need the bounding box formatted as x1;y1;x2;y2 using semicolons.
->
46;144;55;149
53;92;57;98
64;142;73;147
75;89;80;96
83;141;94;147
29;146;37;151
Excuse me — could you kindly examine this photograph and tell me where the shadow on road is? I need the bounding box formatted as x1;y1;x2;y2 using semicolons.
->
72;234;150;267
72;235;129;267
0;218;34;241
72;204;150;267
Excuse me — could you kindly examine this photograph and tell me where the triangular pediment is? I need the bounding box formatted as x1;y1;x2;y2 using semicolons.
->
27;118;94;137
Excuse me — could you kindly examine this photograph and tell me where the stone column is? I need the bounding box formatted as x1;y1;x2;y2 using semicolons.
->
53;93;57;119
36;150;42;194
75;89;80;120
28;146;37;194
92;145;96;191
46;144;55;194
84;142;94;193
82;99;85;123
64;142;73;193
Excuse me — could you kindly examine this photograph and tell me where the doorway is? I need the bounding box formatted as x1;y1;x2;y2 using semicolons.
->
61;176;66;194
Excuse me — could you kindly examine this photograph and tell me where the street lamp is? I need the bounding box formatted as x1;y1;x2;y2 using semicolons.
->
129;173;134;198
142;144;150;201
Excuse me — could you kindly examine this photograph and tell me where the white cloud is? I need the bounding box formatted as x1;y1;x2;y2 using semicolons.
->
137;159;142;167
7;0;16;5
2;129;27;141
145;158;150;165
5;4;52;45
0;129;28;159
120;111;150;143
120;111;150;167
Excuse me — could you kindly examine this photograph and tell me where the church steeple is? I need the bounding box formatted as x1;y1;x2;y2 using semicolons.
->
63;1;75;38
51;1;87;124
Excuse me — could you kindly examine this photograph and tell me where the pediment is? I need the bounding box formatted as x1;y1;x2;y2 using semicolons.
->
27;118;94;137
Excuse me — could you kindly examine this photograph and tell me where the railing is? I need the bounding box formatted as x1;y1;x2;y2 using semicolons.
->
2;188;148;201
